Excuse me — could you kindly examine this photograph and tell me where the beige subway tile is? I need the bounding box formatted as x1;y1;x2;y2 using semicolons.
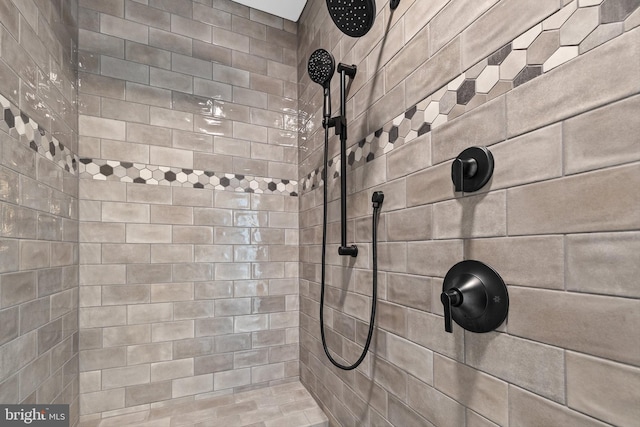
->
0;307;20;345
509;287;640;366
101;139;150;164
407;309;464;361
506;29;639;138
102;364;150;389
195;317;233;338
174;301;214;320
566;352;640;427
507;164;640;235
127;342;173;365
406;376;466;427
152;320;194;342
125;1;170;30
100;244;149;264
79;222;125;243
564;95;640;174
269;311;297;329
465;331;565;402
149;146;193;168
171;14;211;43
406;37;461;109
102;284;150;306
102;202;150;223
173;263;212;282
407;240;463;277
150;107;194;132
173;226;213;244
126;224;172;243
234;314;268;333
151;245;193;263
213;368;251;391
434;354;507;425
80;389;124;416
461;0;559;68
386;333;433;385
127;184;172;204
386;205;432;242
434;191;507;239
101;56;149;85
567;232;640;298
103;324;150;347
151;358;194;382
172;187;212;207
79;115;126;140
509;385;609;427
80;265;126;285
149;27;192;55
431;97;506;165
126;381;172;406
172;373;213;398
127;123;172;147
252;362;284;383
151;282;193;303
0;239;18;273
488;124;563;190
79;29;125;58
149;67;193;93
128;302;173;325
387;273;431;312
252;330;285;349
172;130;213;153
80;306;127;328
0;271;35;308
100;14;148;45
195;281;233;300
80;371;101;394
466;236;564;289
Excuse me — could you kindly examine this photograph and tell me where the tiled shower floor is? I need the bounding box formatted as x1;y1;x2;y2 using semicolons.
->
79;381;328;427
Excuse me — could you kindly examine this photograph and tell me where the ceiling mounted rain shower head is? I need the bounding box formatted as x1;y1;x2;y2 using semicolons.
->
308;48;336;88
326;0;376;38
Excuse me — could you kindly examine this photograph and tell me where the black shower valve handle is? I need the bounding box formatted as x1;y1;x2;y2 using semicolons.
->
441;289;462;333
451;146;494;194
452;157;478;193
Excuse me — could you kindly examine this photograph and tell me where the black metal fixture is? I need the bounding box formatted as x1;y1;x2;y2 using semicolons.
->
451;146;494;194
440;260;509;333
326;0;401;37
308;50;384;371
326;0;376;37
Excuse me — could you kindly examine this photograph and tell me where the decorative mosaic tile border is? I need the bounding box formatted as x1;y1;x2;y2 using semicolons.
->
78;158;299;196
300;0;638;193
0;92;298;196
0;94;79;174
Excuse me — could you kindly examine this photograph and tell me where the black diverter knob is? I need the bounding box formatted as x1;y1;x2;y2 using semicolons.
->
441;260;508;333
451;146;494;193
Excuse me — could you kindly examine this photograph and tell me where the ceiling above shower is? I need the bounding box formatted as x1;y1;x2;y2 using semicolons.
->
230;0;308;22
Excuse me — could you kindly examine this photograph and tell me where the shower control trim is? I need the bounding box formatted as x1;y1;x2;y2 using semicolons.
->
451;146;494;194
441;260;509;333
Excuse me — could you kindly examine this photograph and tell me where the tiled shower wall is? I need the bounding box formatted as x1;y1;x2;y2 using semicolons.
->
0;0;80;425
76;0;300;420
298;0;639;426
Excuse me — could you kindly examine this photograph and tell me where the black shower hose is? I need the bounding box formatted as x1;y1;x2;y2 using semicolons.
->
319;124;383;371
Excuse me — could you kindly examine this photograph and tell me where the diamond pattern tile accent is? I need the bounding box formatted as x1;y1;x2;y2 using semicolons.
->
298;0;639;195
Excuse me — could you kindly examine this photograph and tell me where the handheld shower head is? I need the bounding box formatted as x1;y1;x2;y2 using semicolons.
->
326;0;376;38
308;49;336;120
308;48;335;88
